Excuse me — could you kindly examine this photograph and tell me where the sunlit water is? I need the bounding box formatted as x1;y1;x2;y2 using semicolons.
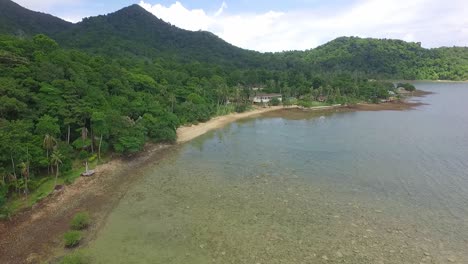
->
85;82;468;264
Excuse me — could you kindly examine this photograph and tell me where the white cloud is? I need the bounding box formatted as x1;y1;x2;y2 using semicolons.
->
139;0;468;52
139;1;214;31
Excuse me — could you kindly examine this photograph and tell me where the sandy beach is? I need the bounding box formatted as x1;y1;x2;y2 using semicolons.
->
177;106;285;143
176;105;348;143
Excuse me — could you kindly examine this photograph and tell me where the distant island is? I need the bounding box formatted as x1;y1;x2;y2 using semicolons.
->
0;0;467;229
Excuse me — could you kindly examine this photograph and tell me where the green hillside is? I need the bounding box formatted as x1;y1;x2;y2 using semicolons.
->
0;0;72;36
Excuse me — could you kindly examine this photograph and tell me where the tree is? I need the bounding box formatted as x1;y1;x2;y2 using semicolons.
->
33;34;59;53
91;111;109;160
51;149;64;187
36;115;60;175
42;134;57;175
269;97;281;106
168;93;176;113
19;160;29;196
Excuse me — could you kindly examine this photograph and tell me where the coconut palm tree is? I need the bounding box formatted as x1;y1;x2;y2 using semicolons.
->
50;149;64;187
19;161;29;196
168;93;176;113
43;134;57;175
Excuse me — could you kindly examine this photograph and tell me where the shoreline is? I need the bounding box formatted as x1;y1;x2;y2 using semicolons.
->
177;106;284;143
0;99;424;263
0;143;174;264
176;104;351;143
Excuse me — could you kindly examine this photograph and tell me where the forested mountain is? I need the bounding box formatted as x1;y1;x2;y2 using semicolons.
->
0;1;269;69
0;0;72;36
300;37;468;80
56;5;270;68
1;0;467;80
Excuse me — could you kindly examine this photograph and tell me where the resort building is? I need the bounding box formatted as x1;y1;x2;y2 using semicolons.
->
251;93;282;104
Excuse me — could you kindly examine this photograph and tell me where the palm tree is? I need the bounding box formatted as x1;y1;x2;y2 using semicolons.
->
168;93;176;113
43;134;57;175
19;161;29;196
51;149;64;187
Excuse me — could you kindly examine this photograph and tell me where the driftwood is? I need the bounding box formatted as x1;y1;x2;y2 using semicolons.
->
81;161;95;177
81;170;95;177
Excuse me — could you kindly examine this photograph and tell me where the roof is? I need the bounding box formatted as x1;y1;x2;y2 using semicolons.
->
253;93;282;97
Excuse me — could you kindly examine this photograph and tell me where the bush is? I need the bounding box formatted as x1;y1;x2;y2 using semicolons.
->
60;252;90;264
235;103;248;113
64;177;73;185
87;154;97;162
397;82;416;91
64;230;82;248
0;185;7;209
0;185;9;219
70;212;91;230
269;97;281;106
298;100;312;108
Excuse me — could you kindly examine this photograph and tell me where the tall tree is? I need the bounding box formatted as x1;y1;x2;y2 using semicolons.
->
50;149;63;187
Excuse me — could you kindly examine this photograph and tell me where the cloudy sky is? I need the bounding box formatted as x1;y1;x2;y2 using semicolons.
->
13;0;468;52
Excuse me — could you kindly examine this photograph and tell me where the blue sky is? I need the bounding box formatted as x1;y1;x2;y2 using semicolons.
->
15;0;357;18
13;0;468;52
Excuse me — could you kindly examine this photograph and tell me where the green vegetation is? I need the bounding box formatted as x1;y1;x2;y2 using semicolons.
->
0;0;467;215
70;212;91;230
64;230;82;248
269;97;281;106
60;252;90;264
397;83;416;91
299;37;468;80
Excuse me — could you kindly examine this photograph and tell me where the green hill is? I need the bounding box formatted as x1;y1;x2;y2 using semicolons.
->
1;0;467;80
301;36;468;80
0;0;72;36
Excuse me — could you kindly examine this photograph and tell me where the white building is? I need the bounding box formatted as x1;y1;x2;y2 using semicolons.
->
251;93;282;104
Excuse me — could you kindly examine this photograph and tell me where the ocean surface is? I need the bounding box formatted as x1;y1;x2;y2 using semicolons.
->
85;82;468;264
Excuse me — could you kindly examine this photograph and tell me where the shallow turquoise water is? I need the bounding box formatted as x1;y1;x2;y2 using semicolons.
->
86;82;468;263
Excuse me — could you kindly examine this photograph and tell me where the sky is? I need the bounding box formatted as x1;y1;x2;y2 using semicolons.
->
13;0;468;52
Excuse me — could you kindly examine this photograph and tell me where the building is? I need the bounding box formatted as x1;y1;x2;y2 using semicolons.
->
251;93;282;104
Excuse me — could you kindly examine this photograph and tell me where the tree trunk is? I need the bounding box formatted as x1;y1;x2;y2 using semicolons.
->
10;153;17;193
25;148;29;196
46;148;50;176
98;134;103;161
67;125;70;144
90;127;95;154
24;174;28;197
54;164;59;187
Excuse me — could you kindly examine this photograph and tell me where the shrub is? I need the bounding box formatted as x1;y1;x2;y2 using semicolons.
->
298;100;312;108
87;154;97;162
60;252;90;264
0;185;7;209
397;82;416;91
269;97;281;106
235;103;248;113
64;177;73;185
64;230;82;248
70;212;91;230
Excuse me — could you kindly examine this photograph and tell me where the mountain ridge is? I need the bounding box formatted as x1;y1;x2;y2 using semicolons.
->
0;0;73;36
0;0;467;79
